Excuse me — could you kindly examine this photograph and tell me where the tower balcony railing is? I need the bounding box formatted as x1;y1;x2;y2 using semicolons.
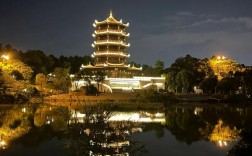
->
93;41;130;47
97;49;126;52
97;28;125;33
94;29;129;36
96;40;126;44
93;51;130;57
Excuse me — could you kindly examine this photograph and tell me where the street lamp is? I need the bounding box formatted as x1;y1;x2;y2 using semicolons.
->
217;55;225;60
1;55;9;60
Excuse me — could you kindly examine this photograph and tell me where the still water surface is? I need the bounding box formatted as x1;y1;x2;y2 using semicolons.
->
0;103;251;156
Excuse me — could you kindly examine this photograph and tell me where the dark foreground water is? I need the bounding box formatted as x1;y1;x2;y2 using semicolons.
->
0;103;251;156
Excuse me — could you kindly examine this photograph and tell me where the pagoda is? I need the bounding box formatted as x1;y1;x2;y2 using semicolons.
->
81;11;141;78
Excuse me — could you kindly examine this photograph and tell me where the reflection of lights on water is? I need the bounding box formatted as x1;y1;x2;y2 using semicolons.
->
0;140;7;149
132;127;142;133
89;140;129;148
218;140;228;147
70;111;166;123
194;107;203;115
155;112;163;117
84;128;91;136
46;117;54;125
90;150;129;156
0;141;6;146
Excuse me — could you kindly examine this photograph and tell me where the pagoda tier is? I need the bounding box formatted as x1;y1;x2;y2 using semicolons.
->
91;11;132;66
81;11;141;78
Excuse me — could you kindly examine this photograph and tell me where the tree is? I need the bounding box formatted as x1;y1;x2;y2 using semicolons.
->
142;64;155;76
0;68;6;95
68;55;93;74
52;68;71;92
209;55;242;80
155;60;164;76
199;76;218;94
11;70;24;80
0;43;2;52
163;54;211;93
35;73;48;90
4;44;12;51
163;71;178;92
176;70;193;93
94;71;106;92
22;50;54;77
217;77;240;94
241;69;252;94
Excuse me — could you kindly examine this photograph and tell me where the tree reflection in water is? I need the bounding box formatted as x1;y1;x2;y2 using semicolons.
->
64;104;147;156
209;119;240;147
0;104;251;155
164;105;250;146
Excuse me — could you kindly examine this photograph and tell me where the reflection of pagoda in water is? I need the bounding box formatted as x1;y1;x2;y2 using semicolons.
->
69;110;165;155
81;11;141;78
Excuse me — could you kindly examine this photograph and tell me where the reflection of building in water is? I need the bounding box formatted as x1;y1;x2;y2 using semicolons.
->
194;107;203;115
70;110;166;124
86;126;132;156
0;138;7;150
70;110;164;155
209;119;240;147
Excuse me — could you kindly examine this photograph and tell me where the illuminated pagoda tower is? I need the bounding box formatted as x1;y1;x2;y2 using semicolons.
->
81;11;141;78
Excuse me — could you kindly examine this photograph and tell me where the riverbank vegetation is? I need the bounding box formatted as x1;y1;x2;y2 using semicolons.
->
1;43;252;105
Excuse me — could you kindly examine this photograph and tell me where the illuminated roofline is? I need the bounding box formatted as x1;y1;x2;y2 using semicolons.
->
94;30;130;37
93;10;129;27
93;52;130;57
93;22;129;27
93;41;130;47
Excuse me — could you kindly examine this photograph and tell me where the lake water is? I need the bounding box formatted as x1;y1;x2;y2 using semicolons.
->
0;103;251;156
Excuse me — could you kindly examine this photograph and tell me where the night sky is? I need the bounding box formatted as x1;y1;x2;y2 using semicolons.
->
1;0;252;67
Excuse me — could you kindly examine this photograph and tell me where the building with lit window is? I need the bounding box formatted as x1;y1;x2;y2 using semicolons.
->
81;11;141;78
75;11;165;92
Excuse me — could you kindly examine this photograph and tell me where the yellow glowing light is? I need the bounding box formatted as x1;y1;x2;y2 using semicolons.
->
1;55;9;60
0;141;5;146
0;140;7;149
22;107;26;113
209;119;240;147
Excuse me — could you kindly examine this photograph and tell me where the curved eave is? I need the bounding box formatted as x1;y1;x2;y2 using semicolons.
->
128;67;142;71
95;63;128;68
80;64;103;69
81;66;103;69
93;41;130;47
93;31;130;37
93;52;130;57
94;20;129;27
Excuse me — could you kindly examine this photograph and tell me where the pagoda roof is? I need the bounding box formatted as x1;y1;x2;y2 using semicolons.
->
128;65;142;71
92;52;130;57
94;11;129;27
93;30;130;37
80;63;142;71
92;41;130;47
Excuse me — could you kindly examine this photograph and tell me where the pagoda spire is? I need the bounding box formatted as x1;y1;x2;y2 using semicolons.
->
109;10;113;18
